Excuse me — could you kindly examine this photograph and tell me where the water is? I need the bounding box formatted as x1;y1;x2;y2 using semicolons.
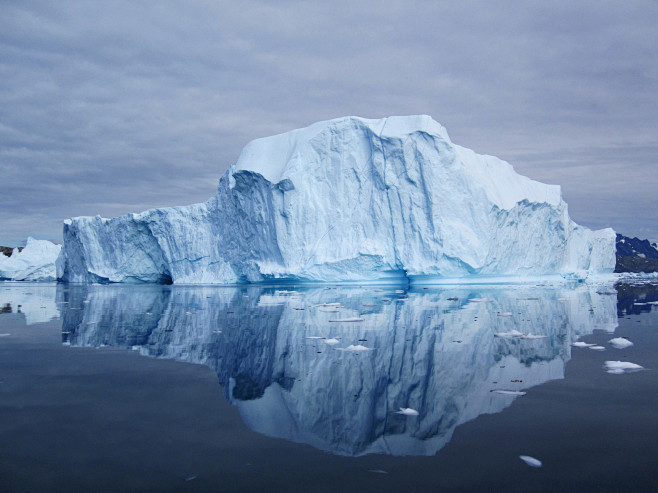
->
1;281;656;492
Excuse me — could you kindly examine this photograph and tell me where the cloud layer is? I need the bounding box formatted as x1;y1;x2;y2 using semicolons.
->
1;0;657;245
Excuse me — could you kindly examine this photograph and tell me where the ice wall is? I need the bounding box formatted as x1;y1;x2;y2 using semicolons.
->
57;116;616;284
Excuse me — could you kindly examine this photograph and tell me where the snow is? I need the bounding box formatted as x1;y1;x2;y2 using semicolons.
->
57;115;616;284
0;237;61;281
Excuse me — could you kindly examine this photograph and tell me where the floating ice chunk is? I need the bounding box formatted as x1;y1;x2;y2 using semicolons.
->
498;312;513;317
313;303;341;307
329;317;365;322
336;344;374;353
491;390;526;396
604;361;644;374
468;298;491;303
609;337;634;349
368;469;389;474
306;336;325;340
324;337;340;346
572;341;595;348
589;345;606;351
494;330;524;338
521;333;547;340
634;303;647;306
519;455;542;467
395;408;419;416
0;333;11;337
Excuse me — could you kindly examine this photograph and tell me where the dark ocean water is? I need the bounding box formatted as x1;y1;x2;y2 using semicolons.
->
0;281;656;492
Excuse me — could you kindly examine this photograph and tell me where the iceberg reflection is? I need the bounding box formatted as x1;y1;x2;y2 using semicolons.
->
59;283;618;456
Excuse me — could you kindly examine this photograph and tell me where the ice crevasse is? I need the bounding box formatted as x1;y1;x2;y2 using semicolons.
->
56;115;616;284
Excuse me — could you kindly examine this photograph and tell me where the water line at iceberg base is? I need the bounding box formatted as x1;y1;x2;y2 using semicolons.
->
35;281;620;457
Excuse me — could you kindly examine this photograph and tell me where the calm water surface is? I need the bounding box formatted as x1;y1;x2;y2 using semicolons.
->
0;281;656;492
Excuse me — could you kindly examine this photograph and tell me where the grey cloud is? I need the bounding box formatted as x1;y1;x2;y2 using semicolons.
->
1;0;656;245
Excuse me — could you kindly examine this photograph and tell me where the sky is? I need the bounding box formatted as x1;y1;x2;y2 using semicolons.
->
1;0;657;246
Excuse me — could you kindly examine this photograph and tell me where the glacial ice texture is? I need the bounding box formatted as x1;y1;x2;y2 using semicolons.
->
0;237;61;281
57;115;615;284
60;283;617;456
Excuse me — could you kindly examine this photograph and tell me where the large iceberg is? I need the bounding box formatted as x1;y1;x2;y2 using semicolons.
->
0;237;61;281
57;115;615;284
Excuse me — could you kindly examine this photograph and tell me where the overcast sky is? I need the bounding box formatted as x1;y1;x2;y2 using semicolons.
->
1;0;657;246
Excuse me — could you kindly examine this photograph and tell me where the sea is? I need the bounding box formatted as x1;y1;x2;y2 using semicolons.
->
1;280;656;492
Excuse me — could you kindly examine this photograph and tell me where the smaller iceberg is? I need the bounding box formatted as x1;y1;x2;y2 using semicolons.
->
0;237;61;281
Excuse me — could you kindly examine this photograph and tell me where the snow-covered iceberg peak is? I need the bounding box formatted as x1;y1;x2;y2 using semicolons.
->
0;237;61;281
57;115;615;284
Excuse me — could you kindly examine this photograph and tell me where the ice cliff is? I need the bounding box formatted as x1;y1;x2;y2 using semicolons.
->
0;237;61;281
57;115;616;284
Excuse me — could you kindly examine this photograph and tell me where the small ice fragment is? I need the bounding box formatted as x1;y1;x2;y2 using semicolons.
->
395;290;405;294
306;336;325;339
0;333;11;337
329;317;365;322
131;345;140;351
336;344;373;353
363;304;377;307
609;337;634;349
634;303;647;306
521;333;547;340
468;298;491;302
498;312;513;317
185;476;197;482
572;342;595;348
324;337;340;346
368;469;389;474
395;407;419;416
83;300;90;303
604;361;644;374
374;289;384;292
519;455;542;467
589;345;606;351
494;330;524;338
491;390;526;396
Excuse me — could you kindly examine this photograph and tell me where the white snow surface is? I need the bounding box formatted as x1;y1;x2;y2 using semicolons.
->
57;115;616;284
0;237;61;281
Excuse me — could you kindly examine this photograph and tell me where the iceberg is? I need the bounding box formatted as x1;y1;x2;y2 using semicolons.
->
0;237;61;281
57;115;616;284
